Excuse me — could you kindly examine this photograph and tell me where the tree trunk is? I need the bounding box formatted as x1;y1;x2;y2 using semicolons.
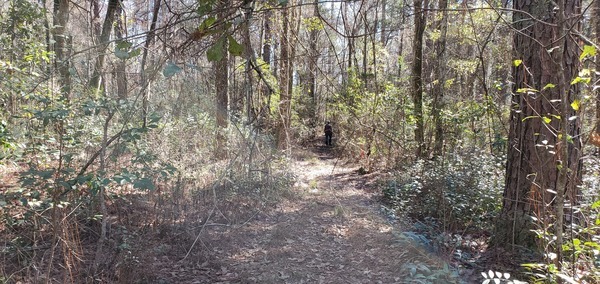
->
411;0;427;159
242;1;255;123
140;0;161;127
380;0;387;45
432;0;448;157
53;0;71;99
307;0;319;130
114;3;127;99
89;0;119;91
261;8;273;124
595;0;600;143
278;1;292;150
495;0;582;251
215;0;229;158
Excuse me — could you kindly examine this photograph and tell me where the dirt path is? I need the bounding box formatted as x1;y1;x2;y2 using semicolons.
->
176;146;434;284
147;146;439;283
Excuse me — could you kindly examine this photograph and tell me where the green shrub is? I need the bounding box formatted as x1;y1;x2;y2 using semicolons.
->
383;149;505;231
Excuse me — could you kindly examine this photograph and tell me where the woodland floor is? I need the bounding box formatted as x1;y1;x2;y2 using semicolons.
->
1;144;486;283
134;144;479;284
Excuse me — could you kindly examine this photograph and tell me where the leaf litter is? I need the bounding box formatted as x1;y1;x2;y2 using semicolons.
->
129;146;475;283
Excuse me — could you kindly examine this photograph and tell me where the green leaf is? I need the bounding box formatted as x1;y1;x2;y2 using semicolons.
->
133;177;155;190
570;99;580;111
116;41;133;50
198;16;216;33
579;45;596;61
163;62;183;78
228;35;244;56
571;76;591;85
197;0;216;16
591;200;600;209
207;37;225;62
513;59;522;67
584;241;600;249
516;87;537;94
542;117;551;124
542;83;555;90
115;48;129;59
128;48;141;58
114;41;140;59
566;134;574;144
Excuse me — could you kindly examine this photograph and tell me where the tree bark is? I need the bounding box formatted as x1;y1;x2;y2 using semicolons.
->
215;0;230;158
242;1;255;123
114;3;127;99
595;0;600;142
432;0;448;157
261;8;273;125
411;0;428;159
278;1;292;150
308;0;319;129
53;0;71;99
495;0;582;251
380;0;387;45
89;0;119;91
140;0;162;128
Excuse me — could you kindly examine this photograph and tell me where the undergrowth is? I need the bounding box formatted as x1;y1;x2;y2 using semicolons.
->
383;151;600;283
0;116;297;283
382;149;505;283
383;149;505;232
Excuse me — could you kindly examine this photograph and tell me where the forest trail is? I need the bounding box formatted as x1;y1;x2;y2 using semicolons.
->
164;145;433;283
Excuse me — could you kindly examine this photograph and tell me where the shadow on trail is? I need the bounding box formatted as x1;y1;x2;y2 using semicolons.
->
195;187;418;283
136;144;459;283
176;146;429;283
312;145;336;161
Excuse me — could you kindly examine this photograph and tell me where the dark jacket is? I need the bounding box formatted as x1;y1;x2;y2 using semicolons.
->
324;124;332;135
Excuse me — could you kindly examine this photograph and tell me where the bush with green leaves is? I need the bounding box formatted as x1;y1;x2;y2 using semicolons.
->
519;154;600;283
383;149;505;231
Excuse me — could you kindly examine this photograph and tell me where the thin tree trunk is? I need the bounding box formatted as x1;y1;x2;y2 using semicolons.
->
308;0;319;129
215;0;229;157
278;1;291;150
380;0;387;45
432;0;448;157
53;0;71;99
114;3;127;99
262;8;273;123
89;0;119;91
242;1;255;123
595;0;600;141
140;0;161;128
411;0;428;159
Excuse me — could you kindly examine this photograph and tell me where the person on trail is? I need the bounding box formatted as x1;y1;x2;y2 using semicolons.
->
324;121;333;146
